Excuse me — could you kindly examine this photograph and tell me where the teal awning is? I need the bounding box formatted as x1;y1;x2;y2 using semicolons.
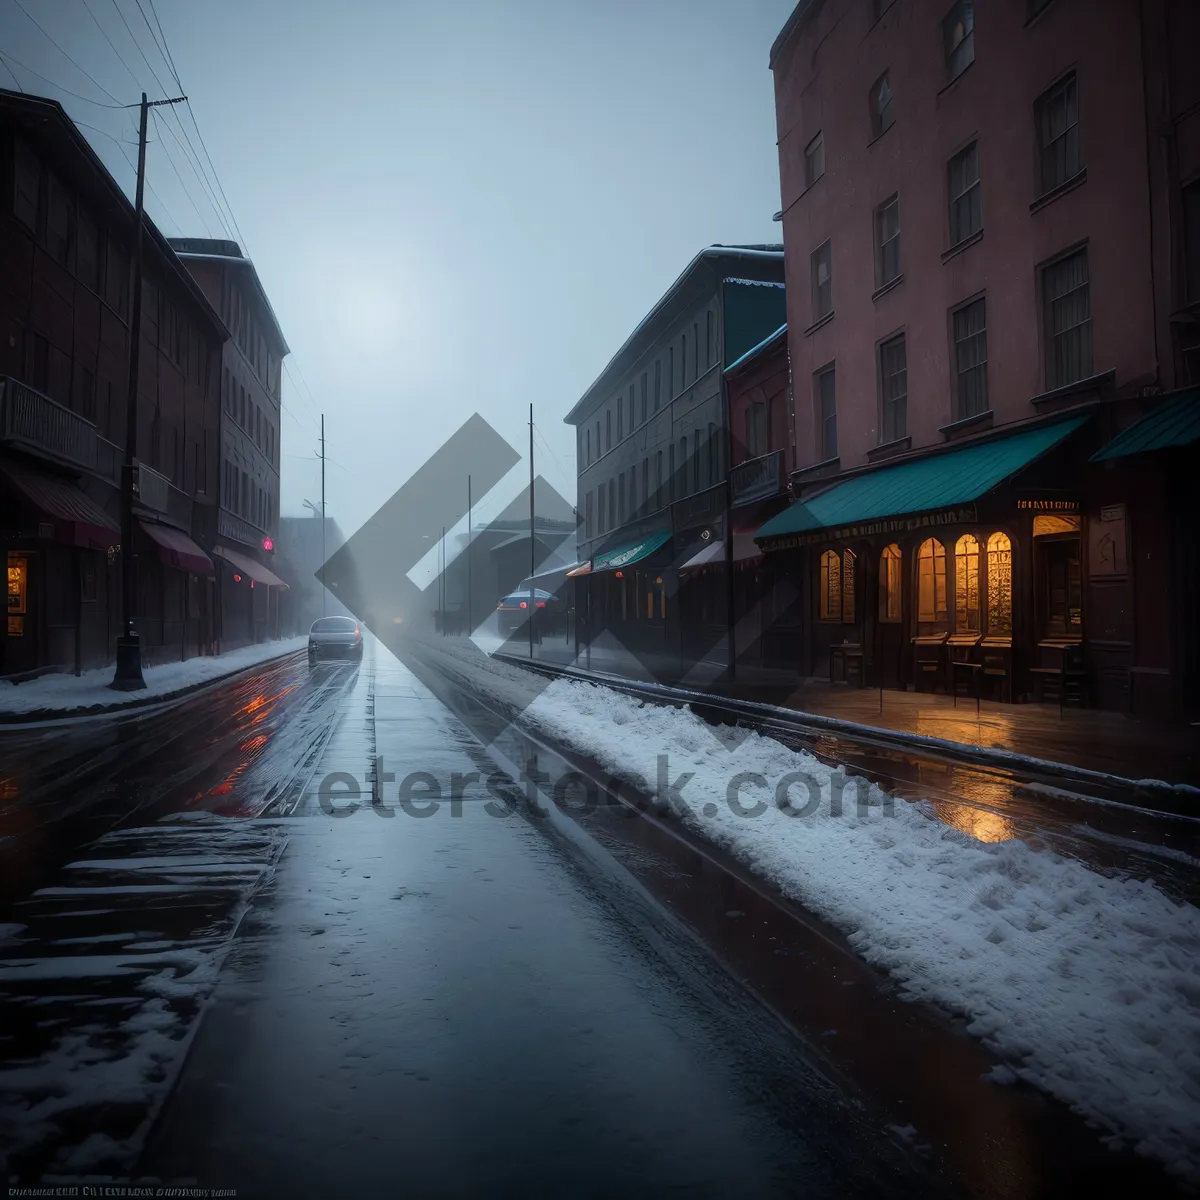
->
1089;387;1200;461
593;531;670;572
756;416;1088;544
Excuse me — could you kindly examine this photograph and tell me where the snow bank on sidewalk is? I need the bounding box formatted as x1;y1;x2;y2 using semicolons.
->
410;636;1200;1178
0;636;308;717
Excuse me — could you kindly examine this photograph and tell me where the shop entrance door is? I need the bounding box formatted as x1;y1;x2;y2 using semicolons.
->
1039;537;1083;640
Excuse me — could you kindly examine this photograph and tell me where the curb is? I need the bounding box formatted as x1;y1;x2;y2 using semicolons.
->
493;652;1200;811
0;646;308;726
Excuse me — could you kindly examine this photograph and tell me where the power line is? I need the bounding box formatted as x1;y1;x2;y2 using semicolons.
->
105;0;171;99
135;0;180;88
0;49;131;108
9;0;125;104
79;0;142;89
0;51;24;92
152;106;232;238
150;110;214;236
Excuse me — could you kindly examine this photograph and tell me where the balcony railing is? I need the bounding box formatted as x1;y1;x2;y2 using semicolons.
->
0;376;98;472
135;462;170;513
730;449;784;507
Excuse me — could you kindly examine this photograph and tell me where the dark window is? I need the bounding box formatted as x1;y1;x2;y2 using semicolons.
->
628;383;635;432
13;138;41;232
953;297;988;418
668;347;674;397
655;450;663;508
606;409;611;450
879;334;908;442
80;367;96;421
693;322;699;379
943;0;974;81
595;420;601;457
619;472;627;525
746;402;768;459
617;396;623;442
805;132;825;188
1042;247;1093;388
24;331;49;393
46;173;72;266
948;142;982;244
871;73;895;139
654;359;662;408
693;433;701;492
811;240;833;321
816;366;837;460
681;334;687;388
1036;73;1081;194
668;443;675;503
640;372;648;422
706;310;714;365
585;491;593;538
608;479;616;529
596;484;605;534
1182;179;1200;303
77;207;100;291
707;422;717;484
642;458;649;515
875;195;901;286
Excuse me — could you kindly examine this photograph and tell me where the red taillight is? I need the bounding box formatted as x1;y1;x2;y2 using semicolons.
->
519;601;527;609
536;601;545;608
497;601;504;609
354;627;361;640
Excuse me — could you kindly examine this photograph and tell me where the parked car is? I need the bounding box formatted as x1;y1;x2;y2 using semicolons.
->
308;616;363;664
495;588;557;636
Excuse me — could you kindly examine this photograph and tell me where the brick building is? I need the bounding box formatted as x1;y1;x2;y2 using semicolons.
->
1;90;225;676
755;0;1200;716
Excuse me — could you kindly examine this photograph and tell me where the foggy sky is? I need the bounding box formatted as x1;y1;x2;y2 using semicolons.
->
1;0;794;537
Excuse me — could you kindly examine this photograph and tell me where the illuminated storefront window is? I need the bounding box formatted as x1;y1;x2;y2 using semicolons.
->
916;537;947;626
954;534;981;633
879;544;902;623
819;549;856;623
986;532;1012;635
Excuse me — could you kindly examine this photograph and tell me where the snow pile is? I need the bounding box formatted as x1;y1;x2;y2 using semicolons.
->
0;636;307;717
411;636;1200;1177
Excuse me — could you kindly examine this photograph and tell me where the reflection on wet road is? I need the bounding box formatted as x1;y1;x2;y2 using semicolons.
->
0;652;361;909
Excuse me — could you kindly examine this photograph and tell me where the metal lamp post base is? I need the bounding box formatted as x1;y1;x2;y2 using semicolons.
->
111;634;146;690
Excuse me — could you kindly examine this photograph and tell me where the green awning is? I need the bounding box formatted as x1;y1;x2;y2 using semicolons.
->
1089;387;1200;461
756;416;1088;544
593;531;670;572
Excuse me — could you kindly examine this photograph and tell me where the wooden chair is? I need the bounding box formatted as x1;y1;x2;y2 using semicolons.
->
913;639;945;694
981;647;1011;704
829;642;865;687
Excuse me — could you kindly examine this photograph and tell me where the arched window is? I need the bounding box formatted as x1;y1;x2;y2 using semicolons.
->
916;537;947;627
954;533;981;632
986;532;1012;635
819;549;856;623
879;543;902;623
819;550;841;621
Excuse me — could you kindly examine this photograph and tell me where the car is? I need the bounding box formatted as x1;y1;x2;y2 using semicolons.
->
495;588;557;636
308;616;363;664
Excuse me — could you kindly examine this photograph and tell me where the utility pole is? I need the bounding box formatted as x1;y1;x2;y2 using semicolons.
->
529;404;535;659
466;475;472;638
320;415;326;617
112;91;187;691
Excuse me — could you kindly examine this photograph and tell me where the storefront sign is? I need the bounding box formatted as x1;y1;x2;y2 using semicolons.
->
1016;498;1079;512
760;505;977;552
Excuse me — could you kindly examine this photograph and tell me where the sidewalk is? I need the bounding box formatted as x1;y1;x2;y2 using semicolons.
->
0;636;308;722
496;632;1200;790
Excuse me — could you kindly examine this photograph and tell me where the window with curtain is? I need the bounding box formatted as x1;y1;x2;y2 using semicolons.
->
1036;72;1081;195
875;194;901;287
819;550;855;622
947;142;982;245
942;0;974;81
819;550;842;621
871;72;894;138
811;240;833;321
986;532;1013;634
816;366;837;459
917;537;948;625
879;333;907;442
879;544;902;622
954;534;981;632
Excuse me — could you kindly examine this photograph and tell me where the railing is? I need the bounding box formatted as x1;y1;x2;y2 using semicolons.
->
95;437;123;486
166;482;193;532
731;449;783;507
0;376;98;471
136;462;170;513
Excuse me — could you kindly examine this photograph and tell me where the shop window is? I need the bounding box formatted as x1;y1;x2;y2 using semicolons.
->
954;534;981;632
916;537;948;627
879;543;902;622
819;549;855;623
986;532;1013;635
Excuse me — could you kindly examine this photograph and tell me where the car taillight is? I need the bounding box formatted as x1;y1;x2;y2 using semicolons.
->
354;627;361;640
536;601;545;608
497;602;504;609
519;601;527;609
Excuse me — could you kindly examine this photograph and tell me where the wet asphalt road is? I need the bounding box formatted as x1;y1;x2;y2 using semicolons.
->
1;645;930;1197
1;640;1192;1196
